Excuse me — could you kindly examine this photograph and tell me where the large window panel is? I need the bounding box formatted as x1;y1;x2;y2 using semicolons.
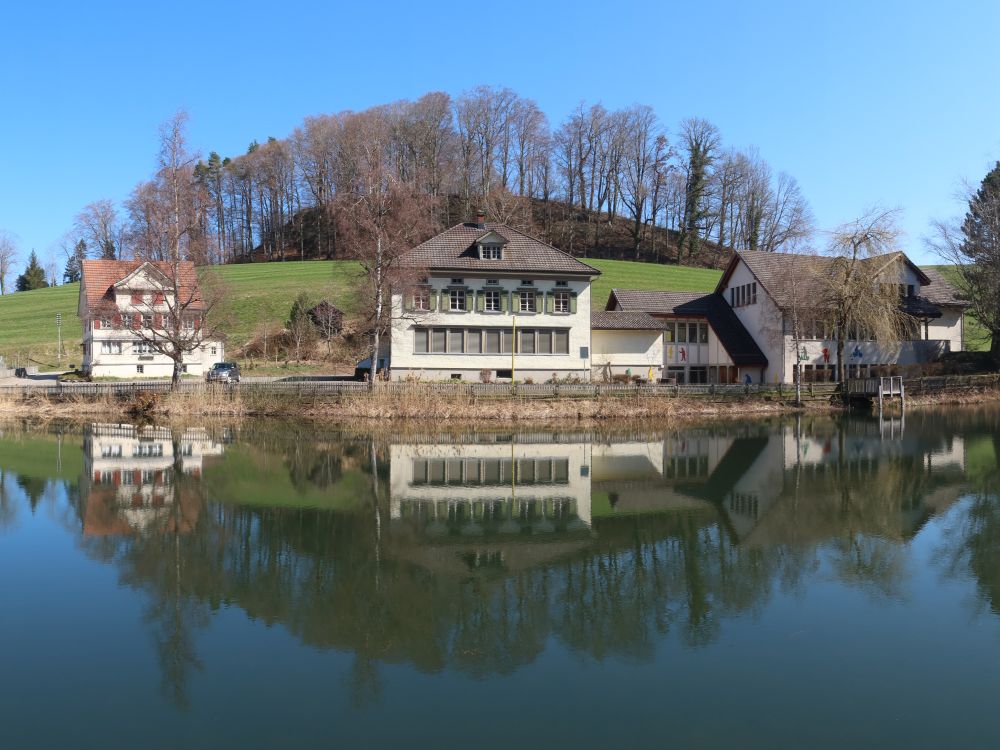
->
501;329;514;354
554;330;569;354
485;330;501;353
448;329;464;353
467;329;482;353
519;329;536;353
537;330;552;354
414;328;428;353
431;329;447;353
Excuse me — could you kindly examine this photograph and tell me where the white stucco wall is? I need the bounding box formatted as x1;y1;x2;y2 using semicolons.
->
389;274;593;381
719;261;784;382
926;308;964;352
591;329;663;380
83;326;224;378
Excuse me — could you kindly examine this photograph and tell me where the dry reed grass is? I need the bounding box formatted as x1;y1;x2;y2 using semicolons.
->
0;383;833;425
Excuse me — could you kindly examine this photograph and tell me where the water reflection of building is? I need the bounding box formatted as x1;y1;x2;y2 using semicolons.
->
388;418;972;574
389;437;593;575
81;423;225;535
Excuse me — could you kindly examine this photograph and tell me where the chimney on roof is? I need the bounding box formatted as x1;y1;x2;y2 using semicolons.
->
474;211;486;229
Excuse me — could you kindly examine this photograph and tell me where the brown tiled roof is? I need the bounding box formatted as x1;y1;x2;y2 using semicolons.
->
405;222;600;276
591;310;664;330
606;290;706;313
920;267;968;307
80;260;203;313
724;250;938;309
725;251;826;308
607;289;767;366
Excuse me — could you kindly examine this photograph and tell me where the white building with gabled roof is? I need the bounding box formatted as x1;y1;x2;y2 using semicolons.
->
78;259;224;378
390;214;600;382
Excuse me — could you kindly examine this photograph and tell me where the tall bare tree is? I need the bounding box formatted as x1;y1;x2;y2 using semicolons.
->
123;112;228;388
337;110;436;385
74;200;125;260
0;230;18;295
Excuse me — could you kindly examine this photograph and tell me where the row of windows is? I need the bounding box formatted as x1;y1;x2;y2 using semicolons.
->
410;288;575;314
97;314;196;331
414;327;571;355
96;469;166;486
100;443;193;458
665;365;710;384
663;321;709;344
411;458;571;486
730;283;757;307
99;341;217;356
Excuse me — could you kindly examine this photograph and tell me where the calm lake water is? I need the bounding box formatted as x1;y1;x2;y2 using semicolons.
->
1;411;1000;748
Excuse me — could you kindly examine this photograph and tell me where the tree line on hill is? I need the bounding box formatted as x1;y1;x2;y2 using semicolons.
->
3;86;817;289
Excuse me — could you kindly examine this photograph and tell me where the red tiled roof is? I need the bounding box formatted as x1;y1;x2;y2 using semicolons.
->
80;260;203;313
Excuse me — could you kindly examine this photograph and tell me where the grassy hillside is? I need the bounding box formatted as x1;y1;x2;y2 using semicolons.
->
0;259;983;368
0;259;718;369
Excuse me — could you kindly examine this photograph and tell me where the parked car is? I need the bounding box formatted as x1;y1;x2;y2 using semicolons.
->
354;357;390;381
206;362;241;383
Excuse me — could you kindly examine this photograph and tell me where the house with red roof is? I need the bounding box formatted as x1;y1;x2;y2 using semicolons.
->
77;259;224;378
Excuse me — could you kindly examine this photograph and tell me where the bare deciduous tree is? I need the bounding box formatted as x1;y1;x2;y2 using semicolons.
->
817;209;909;384
337;109;436;386
124;112;228;388
0;230;18;295
75;199;125;260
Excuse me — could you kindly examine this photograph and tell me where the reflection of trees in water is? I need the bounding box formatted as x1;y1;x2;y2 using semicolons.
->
0;470;17;530
54;411;1000;706
937;431;1000;615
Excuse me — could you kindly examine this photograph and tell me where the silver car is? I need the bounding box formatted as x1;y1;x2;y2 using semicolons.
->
206;362;241;383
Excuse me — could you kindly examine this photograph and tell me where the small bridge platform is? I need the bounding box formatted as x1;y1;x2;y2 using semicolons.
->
846;376;905;412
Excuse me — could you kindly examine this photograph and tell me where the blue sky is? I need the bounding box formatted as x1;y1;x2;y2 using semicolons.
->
1;0;999;267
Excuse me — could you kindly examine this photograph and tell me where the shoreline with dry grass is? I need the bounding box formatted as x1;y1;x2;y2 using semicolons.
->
0;379;997;426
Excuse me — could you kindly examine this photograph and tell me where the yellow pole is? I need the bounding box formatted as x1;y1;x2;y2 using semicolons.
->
511;315;516;382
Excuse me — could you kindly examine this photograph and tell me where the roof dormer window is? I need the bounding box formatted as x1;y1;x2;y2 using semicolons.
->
481;244;502;260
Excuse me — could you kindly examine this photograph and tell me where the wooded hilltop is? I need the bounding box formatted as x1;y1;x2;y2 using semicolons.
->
43;85;813;283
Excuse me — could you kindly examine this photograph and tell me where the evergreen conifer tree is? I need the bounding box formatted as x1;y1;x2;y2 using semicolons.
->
63;239;87;284
15;250;49;292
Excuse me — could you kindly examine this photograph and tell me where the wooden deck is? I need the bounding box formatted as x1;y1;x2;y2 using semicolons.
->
846;376;905;411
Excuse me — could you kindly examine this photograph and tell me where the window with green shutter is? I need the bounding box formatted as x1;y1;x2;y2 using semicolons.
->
476;291;486;312
545;293;554;314
500;291;509;312
569;292;577;314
